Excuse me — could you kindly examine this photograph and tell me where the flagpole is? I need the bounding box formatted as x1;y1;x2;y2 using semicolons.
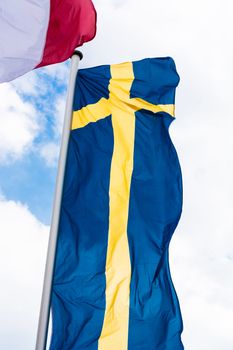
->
35;50;83;350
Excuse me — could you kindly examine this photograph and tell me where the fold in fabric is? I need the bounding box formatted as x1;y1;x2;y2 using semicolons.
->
0;0;96;82
50;57;184;350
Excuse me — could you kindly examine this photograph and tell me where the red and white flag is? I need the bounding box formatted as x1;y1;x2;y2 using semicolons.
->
0;0;96;83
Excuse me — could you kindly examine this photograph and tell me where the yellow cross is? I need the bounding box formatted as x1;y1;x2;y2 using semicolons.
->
71;62;175;350
72;62;174;131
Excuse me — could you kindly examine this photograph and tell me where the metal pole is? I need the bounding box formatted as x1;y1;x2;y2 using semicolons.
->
35;50;83;350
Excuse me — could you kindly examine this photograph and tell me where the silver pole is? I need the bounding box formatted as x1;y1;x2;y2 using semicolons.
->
35;50;83;350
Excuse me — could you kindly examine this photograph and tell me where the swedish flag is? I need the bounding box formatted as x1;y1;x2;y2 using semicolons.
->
50;57;184;349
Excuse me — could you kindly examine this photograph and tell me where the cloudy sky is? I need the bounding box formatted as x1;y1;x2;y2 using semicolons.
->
0;0;233;349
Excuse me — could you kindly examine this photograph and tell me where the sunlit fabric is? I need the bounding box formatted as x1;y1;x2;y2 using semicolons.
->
0;0;96;83
50;57;184;350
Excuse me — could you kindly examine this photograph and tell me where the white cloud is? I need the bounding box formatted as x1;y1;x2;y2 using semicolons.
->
39;141;60;167
12;70;39;96
36;70;67;167
169;117;233;349
12;61;69;97
40;61;70;83
37;93;66;167
170;231;233;349
53;94;66;138
1;62;69;167
0;83;41;163
0;196;49;350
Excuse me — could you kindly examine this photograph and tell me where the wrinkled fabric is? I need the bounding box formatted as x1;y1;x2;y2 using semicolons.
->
37;0;96;68
50;57;184;349
0;0;96;82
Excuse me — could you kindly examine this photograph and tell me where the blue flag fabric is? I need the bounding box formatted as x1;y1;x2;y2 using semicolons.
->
50;57;184;350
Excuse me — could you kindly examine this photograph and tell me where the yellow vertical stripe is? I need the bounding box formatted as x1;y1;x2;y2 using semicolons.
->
70;61;176;348
98;63;135;350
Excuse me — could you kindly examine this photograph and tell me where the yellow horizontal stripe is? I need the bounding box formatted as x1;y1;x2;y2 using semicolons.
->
71;97;110;130
131;98;175;117
98;62;135;350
